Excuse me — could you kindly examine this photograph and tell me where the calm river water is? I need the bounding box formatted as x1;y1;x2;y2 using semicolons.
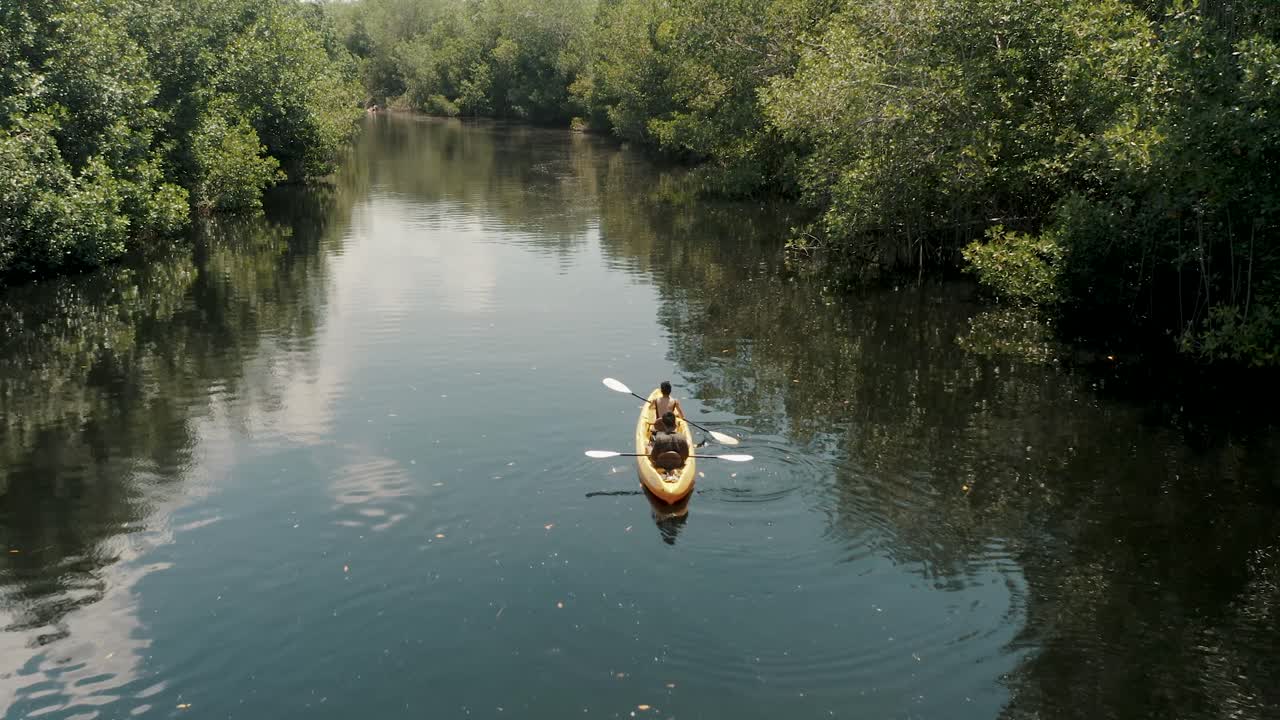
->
2;115;1278;720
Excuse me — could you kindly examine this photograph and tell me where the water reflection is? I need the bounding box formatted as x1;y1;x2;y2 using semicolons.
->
587;172;1280;717
0;179;357;714
365;116;603;257
643;489;690;546
0;114;1276;720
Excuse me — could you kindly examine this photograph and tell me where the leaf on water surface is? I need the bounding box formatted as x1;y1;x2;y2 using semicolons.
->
637;704;652;711
435;533;446;539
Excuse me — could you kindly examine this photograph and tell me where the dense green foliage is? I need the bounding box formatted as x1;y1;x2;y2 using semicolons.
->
331;0;595;123
0;0;362;283
338;0;1280;366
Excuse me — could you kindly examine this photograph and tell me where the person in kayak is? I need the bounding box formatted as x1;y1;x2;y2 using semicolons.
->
648;411;690;474
652;381;685;423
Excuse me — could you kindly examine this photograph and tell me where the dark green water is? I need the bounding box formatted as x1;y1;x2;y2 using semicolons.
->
2;114;1278;720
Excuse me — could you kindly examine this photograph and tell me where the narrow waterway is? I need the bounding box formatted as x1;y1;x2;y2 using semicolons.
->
1;114;1277;720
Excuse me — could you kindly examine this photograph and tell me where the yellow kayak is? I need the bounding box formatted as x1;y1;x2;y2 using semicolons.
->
634;388;696;504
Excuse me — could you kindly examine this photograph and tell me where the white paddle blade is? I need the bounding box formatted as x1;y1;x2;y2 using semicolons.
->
716;454;754;462
602;377;632;394
709;430;740;446
585;450;622;458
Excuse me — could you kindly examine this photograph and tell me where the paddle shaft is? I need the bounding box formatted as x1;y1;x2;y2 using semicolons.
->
590;452;746;460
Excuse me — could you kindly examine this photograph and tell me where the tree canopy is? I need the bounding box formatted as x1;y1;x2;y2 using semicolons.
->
4;0;1277;365
331;0;1280;366
0;0;363;283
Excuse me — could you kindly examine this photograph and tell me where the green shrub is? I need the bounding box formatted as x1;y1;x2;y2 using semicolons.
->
191;104;283;212
0;115;130;277
962;226;1064;306
424;94;460;117
1186;305;1280;367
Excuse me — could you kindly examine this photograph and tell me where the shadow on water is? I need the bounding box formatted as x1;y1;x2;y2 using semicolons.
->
643;487;690;546
583;487;690;545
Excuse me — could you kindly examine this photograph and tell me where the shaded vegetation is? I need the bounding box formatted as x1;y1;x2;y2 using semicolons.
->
335;0;1280;365
0;0;362;283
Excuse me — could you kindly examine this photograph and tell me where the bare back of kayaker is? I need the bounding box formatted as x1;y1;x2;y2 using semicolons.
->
652;380;684;423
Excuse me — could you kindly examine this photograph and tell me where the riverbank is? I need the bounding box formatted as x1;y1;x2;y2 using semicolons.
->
331;0;1280;367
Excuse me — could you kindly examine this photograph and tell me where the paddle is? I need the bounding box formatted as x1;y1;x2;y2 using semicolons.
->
601;378;740;446
585;450;753;462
